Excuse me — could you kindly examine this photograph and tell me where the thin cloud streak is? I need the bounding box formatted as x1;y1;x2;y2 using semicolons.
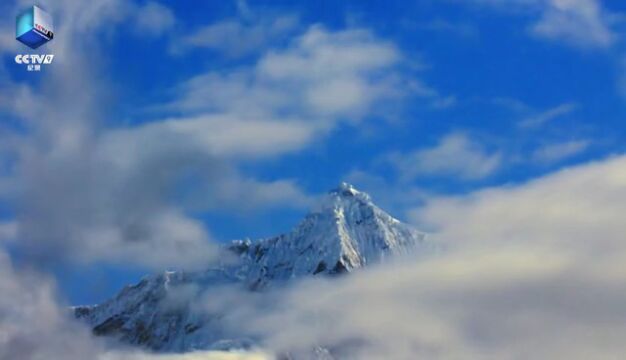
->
518;102;578;128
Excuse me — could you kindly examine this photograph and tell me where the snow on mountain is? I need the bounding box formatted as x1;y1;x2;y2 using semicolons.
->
239;182;427;288
74;183;432;352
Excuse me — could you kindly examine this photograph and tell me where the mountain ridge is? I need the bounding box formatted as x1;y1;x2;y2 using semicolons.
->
74;183;432;352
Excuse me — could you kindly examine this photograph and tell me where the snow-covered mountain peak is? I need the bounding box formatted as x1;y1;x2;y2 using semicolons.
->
75;184;433;352
327;182;372;203
314;183;378;223
240;184;427;285
314;183;401;232
330;181;362;196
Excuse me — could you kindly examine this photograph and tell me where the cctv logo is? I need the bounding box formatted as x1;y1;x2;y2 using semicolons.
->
16;5;54;49
34;23;53;39
15;54;54;64
14;5;55;71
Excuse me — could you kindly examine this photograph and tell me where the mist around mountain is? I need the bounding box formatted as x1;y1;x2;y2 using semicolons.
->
74;183;435;356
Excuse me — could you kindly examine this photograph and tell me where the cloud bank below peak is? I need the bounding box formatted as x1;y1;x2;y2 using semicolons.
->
0;247;269;360
196;153;626;359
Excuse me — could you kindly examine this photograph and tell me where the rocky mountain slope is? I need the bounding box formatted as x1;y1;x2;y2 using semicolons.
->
74;183;432;352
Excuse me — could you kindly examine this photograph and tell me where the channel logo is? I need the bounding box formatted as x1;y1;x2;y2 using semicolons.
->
16;5;54;49
14;5;55;71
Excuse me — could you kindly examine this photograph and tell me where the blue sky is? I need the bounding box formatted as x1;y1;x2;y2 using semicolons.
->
2;0;626;305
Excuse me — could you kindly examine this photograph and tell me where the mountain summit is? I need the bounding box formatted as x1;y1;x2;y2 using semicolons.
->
75;184;431;352
239;182;426;288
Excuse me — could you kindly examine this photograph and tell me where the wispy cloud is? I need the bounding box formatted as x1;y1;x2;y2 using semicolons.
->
1;0;224;270
529;0;615;48
518;102;577;128
532;139;590;163
1;0;425;270
463;0;617;49
387;132;502;181
162;24;408;147
172;13;299;57
431;95;458;109
133;1;176;37
0;0;322;270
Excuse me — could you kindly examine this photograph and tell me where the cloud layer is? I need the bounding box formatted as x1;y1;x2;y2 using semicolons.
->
194;154;626;359
0;1;408;270
0;246;268;360
2;0;626;359
5;149;626;359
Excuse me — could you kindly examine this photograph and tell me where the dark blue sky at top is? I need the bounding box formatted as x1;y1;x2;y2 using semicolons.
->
5;0;626;304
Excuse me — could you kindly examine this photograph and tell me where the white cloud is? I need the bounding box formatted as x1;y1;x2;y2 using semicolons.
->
5;153;626;359
189;154;626;359
24;2;626;357
0;245;269;360
206;178;314;211
174;15;299;57
411;154;626;250
259;26;399;79
55;23;409;264
0;26;19;55
431;95;458;109
201;246;626;358
464;0;616;49
5;83;224;269
235;0;254;20
2;0;416;271
8;109;318;269
387;133;502;181
518;102;577;128
103;115;318;161
532;139;590;163
0;249;103;360
530;0;615;48
258;26;401;117
134;2;175;36
154;24;411;177
0;221;16;244
169;25;404;121
0;0;318;270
